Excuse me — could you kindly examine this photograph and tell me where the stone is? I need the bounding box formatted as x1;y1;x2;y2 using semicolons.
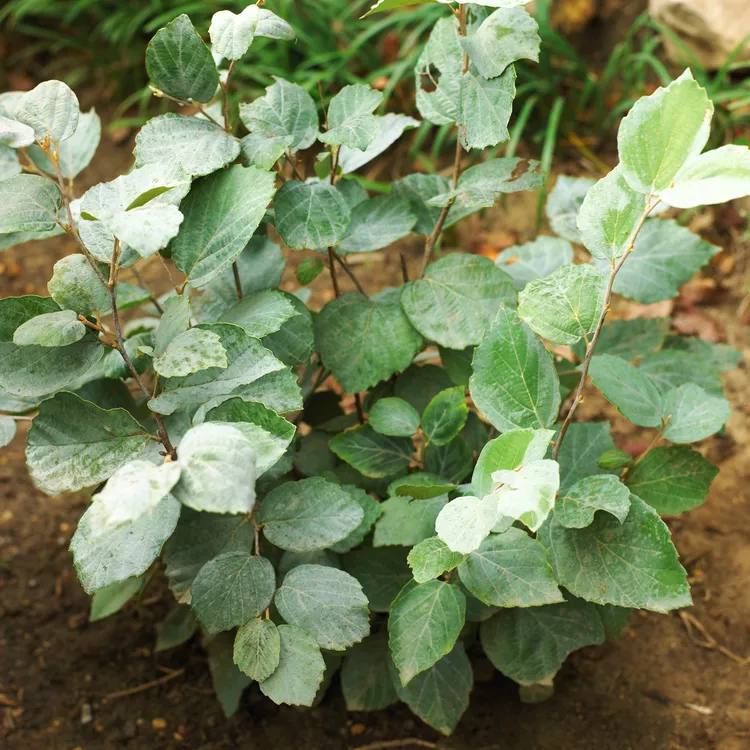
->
650;0;750;68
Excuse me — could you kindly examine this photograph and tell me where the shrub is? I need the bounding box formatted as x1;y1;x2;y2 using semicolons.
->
0;0;747;734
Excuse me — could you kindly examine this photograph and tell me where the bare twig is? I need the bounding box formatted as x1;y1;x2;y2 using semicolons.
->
232;261;243;299
284;151;304;181
150;87;223;128
129;267;164;314
351;740;438;750
102;668;185;701
334;253;366;295
400;251;409;283
679;611;750;665
354;393;365;424
221;60;236;133
552;196;659;459
631;417;671;468
328;247;341;297
418;4;468;279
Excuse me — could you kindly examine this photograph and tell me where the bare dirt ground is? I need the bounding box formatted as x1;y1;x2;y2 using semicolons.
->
1;102;750;750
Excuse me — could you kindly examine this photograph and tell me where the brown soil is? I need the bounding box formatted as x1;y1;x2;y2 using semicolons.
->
2;87;750;750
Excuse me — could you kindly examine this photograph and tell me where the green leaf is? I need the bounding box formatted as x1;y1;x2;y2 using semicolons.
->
70;493;180;594
193;235;285;322
369;397;421;437
460;66;516;150
489;459;559;532
296;257;325;286
556;422;615;491
319;84;382;151
517;263;607;345
598;449;632;470
480;597;605;683
341;632;399;711
390;642;473;736
389;579;466;685
90;576;144;622
207;631;252;717
545;175;595;243
556;474;631;529
540;495;691;612
599;219;719;304
626;446;717;515
329;485;383;554
472;427;552;499
28;108;100;180
330;425;413;478
578;166;646;261
26;391;150;494
258;476;364;551
278;549;341;578
496;236;573;291
422;387;468;446
439;346;473;387
209;5;293;61
618;69;713;195
14;80;79;142
0;115;34;148
204;396;295;475
171;165;276;288
134;113;240;177
87;459;181;533
315;291;423;394
262;293;314;367
239;77;318;153
588;354;662;427
457;528;563;607
0;144;21;180
219;288;297;339
0;416;16;448
258;624;325;707
394;364;453;414
435;493;500;554
659;144;750;208
572;317;669;362
392;174;450;235
13;309;85;348
95;203;184;259
470;306;560;431
172;423;257;514
149;323;284;415
153;328;227;378
275;564;370;650
638;350;723;396
274;180;351;250
163;510;254;603
239;132;289;170
343;546;411;612
424;436;473;484
339;113;420;174
234;617;280;682
191;552;275;634
408;537;466;583
373;495;448;548
154;295;190;357
229;366;302;415
155;605;198;651
363;0;437;17
146;14;219;103
402;254;516;350
338;196;417;254
661;384;730;444
0;174;61;233
460;7;540;79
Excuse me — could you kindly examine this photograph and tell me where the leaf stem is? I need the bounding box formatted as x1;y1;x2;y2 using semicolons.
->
284;151;304;181
232;261;243;299
149;87;223;129
221;60;236;134
328;247;341;298
552;196;660;460
333;253;366;295
418;3;468;278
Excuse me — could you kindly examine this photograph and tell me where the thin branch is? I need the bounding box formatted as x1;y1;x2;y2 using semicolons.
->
552;197;660;459
221;60;236;134
232;261;243;299
418;4;468;279
354;393;365;424
631;416;671;468
102;668;185;701
351;740;438;750
328;247;341;297
129;266;165;314
150;87;223;129
334;253;366;295
284;151;304;181
400;251;409;283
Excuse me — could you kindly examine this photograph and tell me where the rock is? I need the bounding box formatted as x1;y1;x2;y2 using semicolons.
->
649;0;750;68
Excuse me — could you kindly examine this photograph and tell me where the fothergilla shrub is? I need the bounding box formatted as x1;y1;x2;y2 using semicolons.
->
0;0;746;733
